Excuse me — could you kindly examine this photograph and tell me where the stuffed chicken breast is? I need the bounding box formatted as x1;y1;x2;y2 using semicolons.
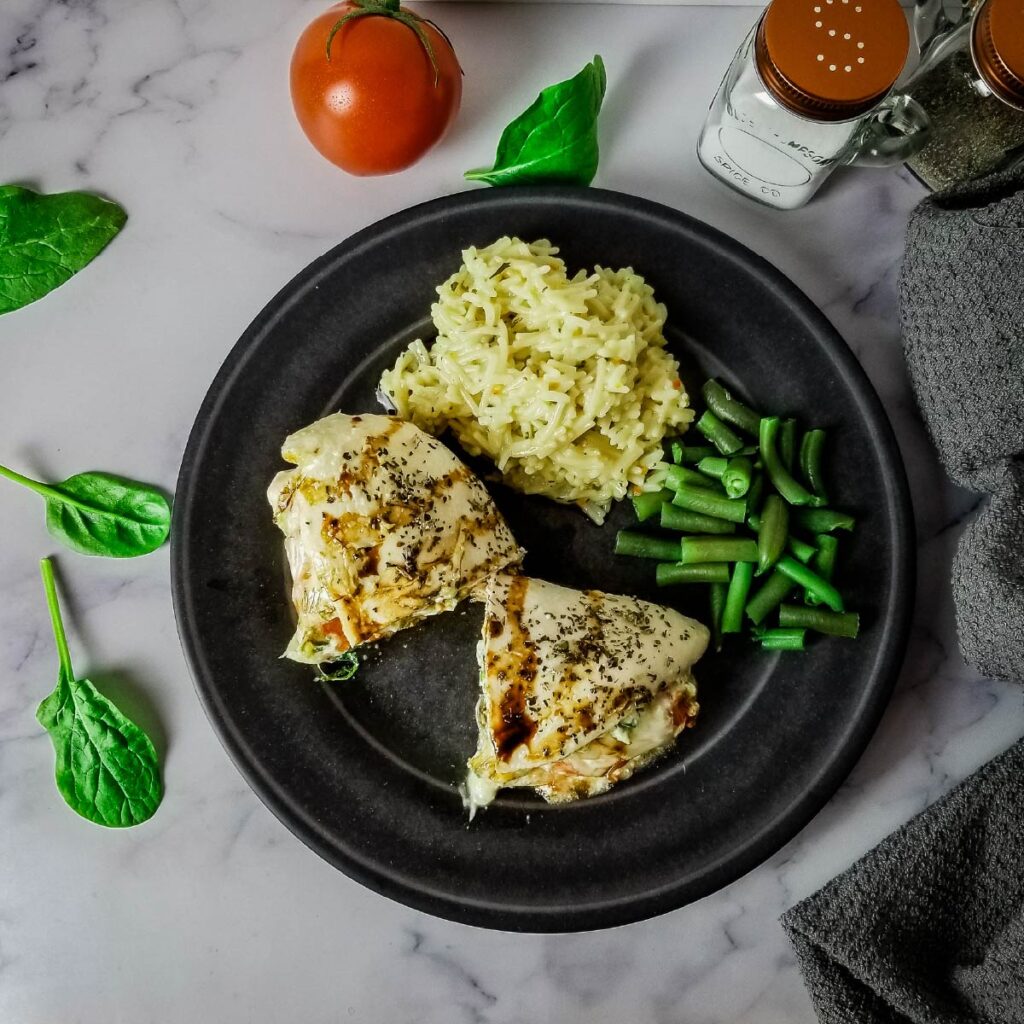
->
465;574;709;813
268;413;523;664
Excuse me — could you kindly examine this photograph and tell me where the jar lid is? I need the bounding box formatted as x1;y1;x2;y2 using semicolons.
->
973;0;1024;110
756;0;910;122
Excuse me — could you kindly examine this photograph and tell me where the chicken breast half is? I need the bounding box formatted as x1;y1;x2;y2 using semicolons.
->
465;575;710;813
268;413;523;663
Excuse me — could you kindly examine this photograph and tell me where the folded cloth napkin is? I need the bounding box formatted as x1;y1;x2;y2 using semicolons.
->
899;165;1024;682
781;169;1024;1024
781;736;1024;1024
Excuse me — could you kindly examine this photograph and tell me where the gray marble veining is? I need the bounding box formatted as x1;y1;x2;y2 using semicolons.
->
2;2;1021;1022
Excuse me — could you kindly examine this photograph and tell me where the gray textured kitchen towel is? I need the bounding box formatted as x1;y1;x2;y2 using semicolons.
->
781;735;1024;1024
899;165;1024;681
780;169;1024;1024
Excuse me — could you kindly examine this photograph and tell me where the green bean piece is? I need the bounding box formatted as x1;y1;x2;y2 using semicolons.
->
776;556;844;612
697;456;729;479
696;410;744;456
756;494;788;575
665;464;716;491
632;489;673;523
758;628;807;651
807;534;839;606
655;562;731;586
614;531;681;562
779;418;797;473
800;429;828;504
674;444;716;464
745;570;795;625
659;503;736;535
788;535;817;564
722;456;753;498
793;508;855;533
779;604;860;638
702;379;763;436
746;472;765;518
678;537;759;564
750;517;816;565
759;417;815;506
709;581;727;652
672;485;747;524
814;533;839;574
722;562;755;634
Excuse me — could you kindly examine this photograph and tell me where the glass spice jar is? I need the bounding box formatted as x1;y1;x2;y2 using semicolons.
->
903;0;1024;190
698;0;929;210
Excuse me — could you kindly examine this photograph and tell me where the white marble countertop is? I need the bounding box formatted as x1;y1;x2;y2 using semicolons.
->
2;1;1022;1021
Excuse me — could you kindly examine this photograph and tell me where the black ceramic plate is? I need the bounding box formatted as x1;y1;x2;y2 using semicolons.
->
172;187;912;932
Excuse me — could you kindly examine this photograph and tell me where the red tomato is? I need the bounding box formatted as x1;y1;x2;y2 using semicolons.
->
290;2;462;176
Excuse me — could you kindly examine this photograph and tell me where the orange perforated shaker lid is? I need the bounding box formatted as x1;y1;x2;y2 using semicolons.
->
755;0;910;121
973;0;1024;110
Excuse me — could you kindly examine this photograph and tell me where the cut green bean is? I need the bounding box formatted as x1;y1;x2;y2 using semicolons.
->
779;604;860;638
665;464;716;491
746;472;765;518
747;526;818;564
800;429;828;504
702;379;762;436
722;561;755;633
756;494;788;575
697;456;729;480
674;444;716;464
672;485;747;524
656;562;731;586
614;531;681;562
632;489;672;523
814;534;839;577
696;410;744;456
619;386;858;654
722;456;753;498
759;417;815;506
807;534;839;606
660;503;736;535
749;514;815;565
793;508;855;533
745;570;795;625
678;536;758;565
776;556;844;612
759;628;808;651
788;535;817;564
779;418;797;473
709;581;727;652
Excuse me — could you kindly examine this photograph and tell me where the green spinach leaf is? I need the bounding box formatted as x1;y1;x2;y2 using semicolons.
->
465;56;607;187
0;185;126;315
36;558;162;828
0;464;170;558
316;651;360;682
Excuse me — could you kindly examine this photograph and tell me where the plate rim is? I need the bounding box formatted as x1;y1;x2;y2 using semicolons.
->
171;185;915;932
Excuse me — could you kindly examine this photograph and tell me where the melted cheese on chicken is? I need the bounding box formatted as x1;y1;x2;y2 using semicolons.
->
465;575;709;811
268;414;523;663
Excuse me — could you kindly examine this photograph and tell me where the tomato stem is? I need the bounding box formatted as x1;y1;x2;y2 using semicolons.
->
396;13;440;85
325;0;443;86
325;9;375;59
